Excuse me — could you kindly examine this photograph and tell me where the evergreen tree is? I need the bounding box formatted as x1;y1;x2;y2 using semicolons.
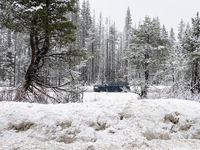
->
183;12;200;94
80;0;92;83
161;25;168;41
166;20;187;93
177;19;185;43
97;12;105;83
85;15;99;84
0;0;84;102
123;7;132;81
80;0;92;48
169;28;176;47
126;16;165;98
108;23;118;81
124;7;132;47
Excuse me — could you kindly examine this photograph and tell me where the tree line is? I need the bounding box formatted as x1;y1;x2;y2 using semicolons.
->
0;0;200;102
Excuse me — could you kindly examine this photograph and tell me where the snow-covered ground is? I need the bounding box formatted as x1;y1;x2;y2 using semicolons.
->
1;92;200;150
83;92;138;102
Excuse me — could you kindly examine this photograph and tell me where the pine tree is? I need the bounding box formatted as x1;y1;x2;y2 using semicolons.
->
124;7;132;47
123;7;132;82
80;0;92;48
97;12;105;83
80;0;92;83
178;19;185;43
169;28;176;47
85;14;99;84
108;23;118;81
0;0;83;102
166;20;187;93
126;16;165;98
183;12;200;94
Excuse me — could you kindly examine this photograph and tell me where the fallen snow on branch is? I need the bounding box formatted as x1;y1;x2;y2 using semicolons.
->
0;94;200;149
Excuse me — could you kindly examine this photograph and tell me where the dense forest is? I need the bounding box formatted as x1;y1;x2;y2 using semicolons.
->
0;0;200;102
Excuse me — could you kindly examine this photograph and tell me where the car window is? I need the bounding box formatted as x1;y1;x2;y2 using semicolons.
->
110;82;117;85
118;81;129;86
123;82;128;85
103;82;110;85
118;81;123;85
107;82;112;85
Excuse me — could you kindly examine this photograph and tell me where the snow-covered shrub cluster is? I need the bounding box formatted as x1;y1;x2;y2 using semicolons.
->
147;85;200;102
0;87;15;102
0;79;11;87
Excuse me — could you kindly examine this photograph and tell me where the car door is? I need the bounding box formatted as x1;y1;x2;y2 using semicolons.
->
107;82;117;92
105;82;111;92
112;82;118;91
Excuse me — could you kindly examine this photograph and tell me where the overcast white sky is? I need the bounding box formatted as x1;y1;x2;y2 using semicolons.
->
79;0;200;35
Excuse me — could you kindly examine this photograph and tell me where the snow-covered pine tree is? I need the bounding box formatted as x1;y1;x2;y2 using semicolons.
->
123;7;132;82
150;22;169;86
80;0;92;83
108;23;119;81
161;25;169;44
0;26;30;87
0;0;86;103
97;12;105;84
165;26;186;85
178;19;186;43
85;13;100;84
182;12;200;94
124;7;132;47
126;16;165;98
0;28;9;85
166;20;188;96
80;0;92;48
169;28;176;48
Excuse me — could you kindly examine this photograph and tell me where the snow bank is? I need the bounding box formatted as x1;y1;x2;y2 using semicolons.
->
0;97;200;149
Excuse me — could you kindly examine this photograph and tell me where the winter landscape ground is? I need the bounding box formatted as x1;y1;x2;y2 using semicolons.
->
1;88;200;150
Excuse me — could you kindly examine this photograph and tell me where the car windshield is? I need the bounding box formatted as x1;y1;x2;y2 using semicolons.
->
102;81;128;86
118;81;128;85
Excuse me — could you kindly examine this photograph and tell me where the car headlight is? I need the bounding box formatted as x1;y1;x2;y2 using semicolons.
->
94;87;99;89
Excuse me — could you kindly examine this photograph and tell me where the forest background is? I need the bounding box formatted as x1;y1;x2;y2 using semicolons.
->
0;0;200;102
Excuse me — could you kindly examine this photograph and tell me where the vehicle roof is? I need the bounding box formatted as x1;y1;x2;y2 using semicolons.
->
104;81;129;85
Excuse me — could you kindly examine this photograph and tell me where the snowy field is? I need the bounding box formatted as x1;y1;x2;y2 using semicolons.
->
1;91;200;149
83;92;139;102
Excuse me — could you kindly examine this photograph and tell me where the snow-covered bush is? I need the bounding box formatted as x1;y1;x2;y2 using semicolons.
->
147;84;200;102
0;88;14;102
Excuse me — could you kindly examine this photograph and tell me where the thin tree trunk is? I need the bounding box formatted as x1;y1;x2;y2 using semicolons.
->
91;43;94;83
140;53;149;98
24;31;36;91
106;39;109;81
191;58;200;93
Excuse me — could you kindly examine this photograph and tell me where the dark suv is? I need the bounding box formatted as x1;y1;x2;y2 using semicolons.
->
93;81;130;92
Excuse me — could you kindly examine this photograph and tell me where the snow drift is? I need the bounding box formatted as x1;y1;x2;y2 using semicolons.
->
0;95;200;149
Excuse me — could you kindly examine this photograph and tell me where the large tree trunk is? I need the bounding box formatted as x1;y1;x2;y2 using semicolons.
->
13;31;36;101
140;53;149;98
24;32;36;91
14;13;54;102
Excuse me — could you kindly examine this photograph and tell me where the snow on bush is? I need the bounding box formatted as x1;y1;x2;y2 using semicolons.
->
0;96;200;149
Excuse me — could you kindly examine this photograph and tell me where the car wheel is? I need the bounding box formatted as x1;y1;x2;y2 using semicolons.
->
100;89;104;92
115;89;118;92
